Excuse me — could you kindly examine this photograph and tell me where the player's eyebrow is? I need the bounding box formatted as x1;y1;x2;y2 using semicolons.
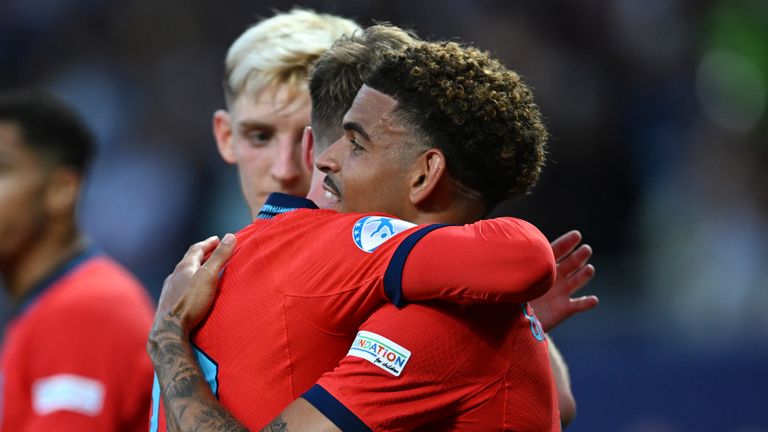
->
343;122;370;141
238;120;274;131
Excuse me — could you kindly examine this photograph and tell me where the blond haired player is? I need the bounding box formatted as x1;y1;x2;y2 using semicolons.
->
213;9;359;216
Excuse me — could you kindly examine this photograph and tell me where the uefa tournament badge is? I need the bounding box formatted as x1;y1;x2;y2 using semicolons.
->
352;216;416;253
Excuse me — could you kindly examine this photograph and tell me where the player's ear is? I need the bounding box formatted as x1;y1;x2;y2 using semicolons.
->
213;109;236;164
45;167;81;217
300;126;314;172
408;148;446;206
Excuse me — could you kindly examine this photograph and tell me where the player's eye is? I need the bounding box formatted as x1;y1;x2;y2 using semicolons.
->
246;130;271;147
349;137;364;153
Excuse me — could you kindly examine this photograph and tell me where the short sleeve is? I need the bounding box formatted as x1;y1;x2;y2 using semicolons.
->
304;303;511;431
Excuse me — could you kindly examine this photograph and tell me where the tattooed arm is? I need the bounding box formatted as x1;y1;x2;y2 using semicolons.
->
147;234;249;431
146;235;339;432
148;311;250;431
149;312;306;431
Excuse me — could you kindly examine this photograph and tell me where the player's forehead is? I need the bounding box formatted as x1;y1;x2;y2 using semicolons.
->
0;121;32;160
231;83;311;127
0;122;49;179
342;85;401;138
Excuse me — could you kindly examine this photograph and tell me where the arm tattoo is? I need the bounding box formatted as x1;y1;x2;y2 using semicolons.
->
261;416;288;432
148;312;250;432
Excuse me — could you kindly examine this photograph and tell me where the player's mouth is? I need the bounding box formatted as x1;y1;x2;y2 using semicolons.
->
323;176;342;202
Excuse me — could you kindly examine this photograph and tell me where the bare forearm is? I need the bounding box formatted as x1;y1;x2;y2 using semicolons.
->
147;235;297;431
147;313;249;432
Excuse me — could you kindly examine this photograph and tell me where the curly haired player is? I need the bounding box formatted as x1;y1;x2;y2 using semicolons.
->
149;35;598;431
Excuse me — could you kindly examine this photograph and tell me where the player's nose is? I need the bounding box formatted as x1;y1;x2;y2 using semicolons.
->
315;139;342;174
270;139;302;183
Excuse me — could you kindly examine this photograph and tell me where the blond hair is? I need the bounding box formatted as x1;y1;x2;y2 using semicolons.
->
224;9;360;105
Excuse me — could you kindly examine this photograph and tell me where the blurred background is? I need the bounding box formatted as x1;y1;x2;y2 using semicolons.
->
1;0;766;430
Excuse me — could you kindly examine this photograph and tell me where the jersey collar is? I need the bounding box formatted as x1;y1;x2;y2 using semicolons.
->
11;246;101;318
255;193;319;220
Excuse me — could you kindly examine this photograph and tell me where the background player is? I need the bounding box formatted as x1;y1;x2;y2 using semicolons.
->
150;36;592;428
212;9;359;217
0;90;154;431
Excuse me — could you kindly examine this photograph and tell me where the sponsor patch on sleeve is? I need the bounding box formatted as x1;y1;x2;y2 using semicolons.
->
353;216;416;253
32;374;105;416
347;330;411;376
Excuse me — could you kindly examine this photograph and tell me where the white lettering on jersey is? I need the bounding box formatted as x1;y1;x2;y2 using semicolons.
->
32;374;105;416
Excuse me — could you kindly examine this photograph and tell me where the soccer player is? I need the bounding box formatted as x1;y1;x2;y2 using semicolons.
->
212;9;359;217
150;36;595;431
0;90;155;431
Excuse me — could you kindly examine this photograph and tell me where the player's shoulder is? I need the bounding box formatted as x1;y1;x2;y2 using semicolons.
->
314;304;516;421
53;255;148;302
295;210;424;254
360;303;478;358
77;254;143;285
36;254;153;324
270;207;357;224
258;208;420;249
233;208;343;244
364;302;480;332
361;303;519;368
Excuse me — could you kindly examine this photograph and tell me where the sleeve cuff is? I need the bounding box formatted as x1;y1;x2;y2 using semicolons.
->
383;224;449;307
302;384;372;432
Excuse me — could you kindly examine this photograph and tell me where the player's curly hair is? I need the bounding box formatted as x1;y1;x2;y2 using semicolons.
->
365;41;548;208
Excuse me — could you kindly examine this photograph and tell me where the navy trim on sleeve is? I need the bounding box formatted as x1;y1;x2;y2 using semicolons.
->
383;223;450;308
12;246;101;317
256;193;318;219
303;384;372;432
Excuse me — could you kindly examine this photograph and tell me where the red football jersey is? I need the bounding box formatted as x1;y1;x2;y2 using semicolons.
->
0;249;155;432
150;193;555;430
306;302;560;431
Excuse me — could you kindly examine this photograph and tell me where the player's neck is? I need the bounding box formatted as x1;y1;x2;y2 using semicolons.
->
409;183;488;225
410;206;486;225
3;221;86;304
